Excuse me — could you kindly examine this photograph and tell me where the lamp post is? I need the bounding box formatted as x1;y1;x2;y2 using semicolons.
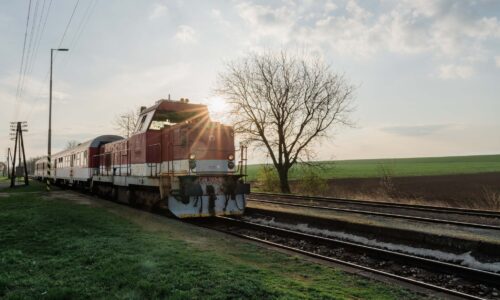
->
47;48;69;191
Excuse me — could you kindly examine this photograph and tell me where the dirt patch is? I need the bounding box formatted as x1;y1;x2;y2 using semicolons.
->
287;172;500;210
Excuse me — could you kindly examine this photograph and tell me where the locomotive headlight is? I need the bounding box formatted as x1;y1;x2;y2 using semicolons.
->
228;161;235;169
228;154;234;161
189;153;196;170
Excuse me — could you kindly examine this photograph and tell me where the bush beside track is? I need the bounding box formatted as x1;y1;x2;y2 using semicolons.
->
0;183;424;299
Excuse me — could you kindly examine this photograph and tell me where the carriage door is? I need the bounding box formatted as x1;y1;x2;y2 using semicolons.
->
70;154;74;179
105;152;111;176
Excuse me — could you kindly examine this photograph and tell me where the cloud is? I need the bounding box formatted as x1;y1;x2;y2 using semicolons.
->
345;0;371;20
149;3;167;20
174;25;197;43
211;9;221;19
100;62;192;98
236;1;296;43
324;0;337;13
495;56;500;68
438;64;475;79
234;0;500;75
210;8;230;27
381;124;451;137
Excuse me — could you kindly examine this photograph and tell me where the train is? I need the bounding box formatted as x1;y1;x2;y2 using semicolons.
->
34;98;250;218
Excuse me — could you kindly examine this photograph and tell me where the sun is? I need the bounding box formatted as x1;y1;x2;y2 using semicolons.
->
204;96;230;122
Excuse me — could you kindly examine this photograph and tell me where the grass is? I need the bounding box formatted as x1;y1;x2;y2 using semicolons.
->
246;154;500;181
0;188;424;299
0;179;49;193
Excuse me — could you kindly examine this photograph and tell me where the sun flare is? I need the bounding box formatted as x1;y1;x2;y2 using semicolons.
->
204;96;230;122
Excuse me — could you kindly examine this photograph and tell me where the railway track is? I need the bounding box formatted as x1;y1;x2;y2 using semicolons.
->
194;216;500;300
50;188;500;299
248;192;500;230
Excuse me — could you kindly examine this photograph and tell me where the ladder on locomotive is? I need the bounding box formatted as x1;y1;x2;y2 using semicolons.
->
238;143;248;182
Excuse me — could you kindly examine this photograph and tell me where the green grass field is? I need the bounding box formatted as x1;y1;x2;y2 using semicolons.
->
0;177;47;193
0;185;422;299
246;154;500;181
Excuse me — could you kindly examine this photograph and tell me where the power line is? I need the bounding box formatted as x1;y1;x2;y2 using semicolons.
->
24;0;85;121
27;0;51;76
15;0;33;100
23;69;48;122
57;0;80;48
19;0;45;98
18;0;52;109
25;0;45;77
70;0;96;50
62;0;98;67
18;0;42;99
23;0;80;107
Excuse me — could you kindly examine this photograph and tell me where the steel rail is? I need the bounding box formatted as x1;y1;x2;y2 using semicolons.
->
216;217;500;286
199;216;490;300
250;192;500;218
248;198;500;231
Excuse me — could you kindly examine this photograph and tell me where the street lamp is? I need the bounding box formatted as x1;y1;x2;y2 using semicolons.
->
47;48;69;191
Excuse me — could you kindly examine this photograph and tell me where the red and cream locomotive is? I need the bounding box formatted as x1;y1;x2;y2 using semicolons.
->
35;98;250;218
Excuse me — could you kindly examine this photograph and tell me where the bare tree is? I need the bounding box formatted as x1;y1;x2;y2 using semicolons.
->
216;50;354;193
0;162;6;177
65;140;79;150
113;109;140;138
26;156;44;174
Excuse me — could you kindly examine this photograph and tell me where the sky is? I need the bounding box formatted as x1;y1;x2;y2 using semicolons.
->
1;0;500;164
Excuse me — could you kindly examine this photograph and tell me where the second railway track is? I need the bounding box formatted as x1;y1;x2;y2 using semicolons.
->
248;192;500;230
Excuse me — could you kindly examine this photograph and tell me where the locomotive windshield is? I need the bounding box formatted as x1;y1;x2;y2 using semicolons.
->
149;110;205;130
133;101;210;134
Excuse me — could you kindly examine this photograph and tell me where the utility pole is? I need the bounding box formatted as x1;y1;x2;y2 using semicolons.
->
10;124;17;187
9;122;28;187
47;48;69;191
7;148;11;179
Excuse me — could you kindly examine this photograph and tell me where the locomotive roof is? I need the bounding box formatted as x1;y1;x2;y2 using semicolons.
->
140;99;208;116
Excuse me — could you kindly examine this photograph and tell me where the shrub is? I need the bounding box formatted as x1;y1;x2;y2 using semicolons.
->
480;186;500;211
256;165;280;192
295;167;328;195
378;164;399;198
